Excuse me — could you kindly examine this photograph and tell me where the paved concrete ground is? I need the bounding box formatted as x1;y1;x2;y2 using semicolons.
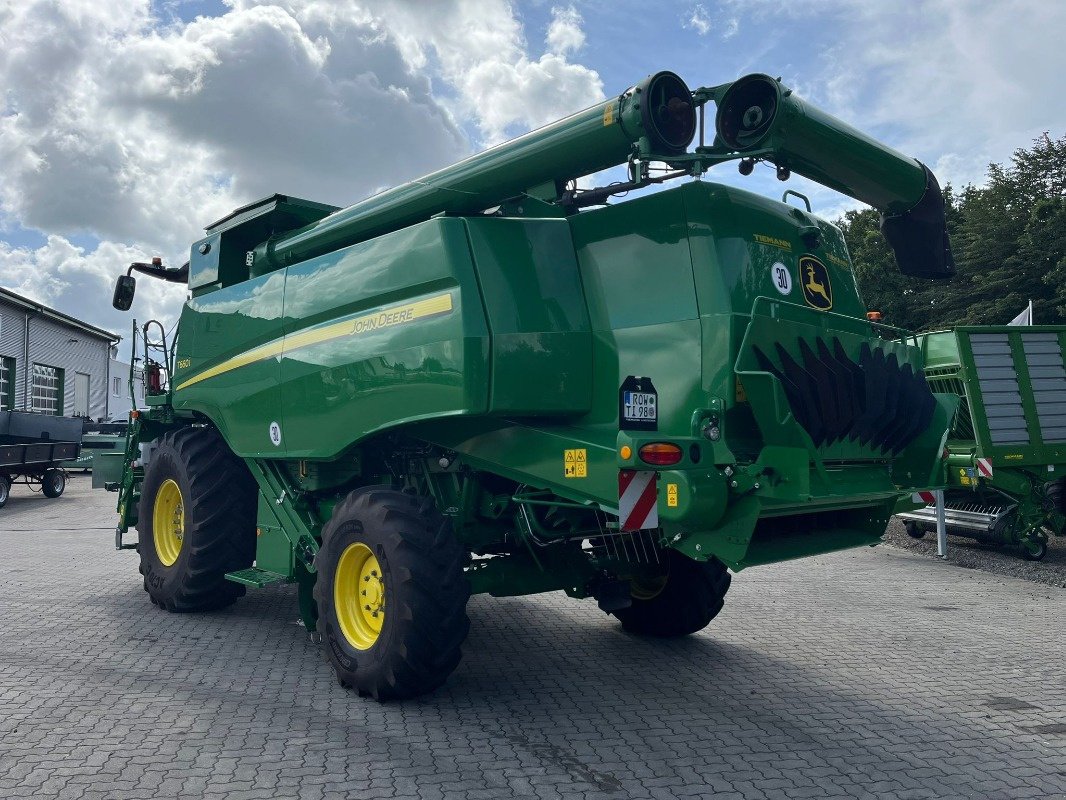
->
883;516;1066;590
1;475;1064;800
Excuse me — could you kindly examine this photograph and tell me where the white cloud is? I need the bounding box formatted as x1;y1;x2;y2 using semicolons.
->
335;0;604;143
0;1;468;248
685;4;738;39
546;6;586;56
717;0;1066;190
0;0;605;344
687;4;711;35
0;236;186;339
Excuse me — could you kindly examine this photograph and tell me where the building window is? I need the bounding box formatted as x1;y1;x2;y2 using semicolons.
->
113;376;122;396
32;363;64;416
0;358;14;411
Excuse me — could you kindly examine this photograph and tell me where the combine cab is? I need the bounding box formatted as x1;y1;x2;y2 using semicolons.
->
102;70;958;699
898;326;1066;559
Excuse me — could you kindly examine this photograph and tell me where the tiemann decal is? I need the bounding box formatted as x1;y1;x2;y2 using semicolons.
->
754;233;792;251
175;292;453;390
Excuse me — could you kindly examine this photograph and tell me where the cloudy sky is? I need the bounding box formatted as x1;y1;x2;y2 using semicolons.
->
1;0;1064;350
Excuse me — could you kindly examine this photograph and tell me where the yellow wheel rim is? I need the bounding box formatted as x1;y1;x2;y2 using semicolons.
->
334;543;385;650
630;574;668;601
153;478;185;567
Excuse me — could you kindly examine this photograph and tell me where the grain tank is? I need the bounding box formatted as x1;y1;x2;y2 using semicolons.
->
105;71;958;699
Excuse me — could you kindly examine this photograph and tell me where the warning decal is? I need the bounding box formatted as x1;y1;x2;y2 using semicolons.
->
564;448;587;479
619;470;659;531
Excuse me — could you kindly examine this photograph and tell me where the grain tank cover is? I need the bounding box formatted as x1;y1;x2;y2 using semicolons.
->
189;194;339;293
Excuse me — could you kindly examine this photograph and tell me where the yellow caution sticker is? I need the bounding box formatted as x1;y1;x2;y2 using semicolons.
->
603;103;614;126
735;377;748;403
666;483;679;507
564;448;587;478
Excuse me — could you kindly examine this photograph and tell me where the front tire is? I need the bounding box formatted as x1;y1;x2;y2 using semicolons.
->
137;427;256;612
0;475;9;508
42;468;65;498
315;487;470;701
613;550;731;637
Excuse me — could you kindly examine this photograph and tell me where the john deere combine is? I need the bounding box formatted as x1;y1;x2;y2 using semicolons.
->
898;326;1066;559
104;71;958;699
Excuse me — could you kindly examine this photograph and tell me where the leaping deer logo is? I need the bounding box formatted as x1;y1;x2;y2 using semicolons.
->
800;256;832;310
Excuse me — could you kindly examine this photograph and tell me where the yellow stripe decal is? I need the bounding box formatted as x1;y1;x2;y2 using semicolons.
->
175;293;454;391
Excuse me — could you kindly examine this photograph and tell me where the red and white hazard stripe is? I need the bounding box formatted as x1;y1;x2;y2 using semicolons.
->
912;491;936;505
618;470;658;531
976;457;993;479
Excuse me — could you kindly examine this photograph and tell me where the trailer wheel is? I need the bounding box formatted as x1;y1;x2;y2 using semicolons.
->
0;475;9;508
136;427;256;612
1021;537;1048;561
315;487;470;701
42;468;65;498
905;521;926;539
1024;479;1066;561
1047;479;1066;533
613;550;731;637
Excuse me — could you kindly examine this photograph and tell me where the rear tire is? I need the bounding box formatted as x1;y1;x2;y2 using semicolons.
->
136;427;256;612
42;468;65;498
613;550;731;637
315;487;470;701
0;475;9;508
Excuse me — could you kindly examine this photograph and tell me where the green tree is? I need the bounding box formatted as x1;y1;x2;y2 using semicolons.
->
839;132;1066;329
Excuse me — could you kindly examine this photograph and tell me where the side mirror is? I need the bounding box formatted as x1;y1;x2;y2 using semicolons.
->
112;274;136;311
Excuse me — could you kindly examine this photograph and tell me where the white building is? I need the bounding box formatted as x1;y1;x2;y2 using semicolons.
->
107;359;145;419
0;287;121;420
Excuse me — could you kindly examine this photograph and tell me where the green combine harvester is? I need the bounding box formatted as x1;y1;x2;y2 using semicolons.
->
897;326;1066;560
103;70;958;699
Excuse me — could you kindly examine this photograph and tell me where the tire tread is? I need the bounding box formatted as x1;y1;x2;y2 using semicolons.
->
137;426;256;612
314;487;469;701
613;551;731;638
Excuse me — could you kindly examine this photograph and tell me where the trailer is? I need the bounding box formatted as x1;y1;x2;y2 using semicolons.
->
64;419;128;472
0;411;82;507
897;326;1066;559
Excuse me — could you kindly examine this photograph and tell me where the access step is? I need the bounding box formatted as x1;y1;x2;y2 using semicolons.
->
897;501;1016;537
225;567;291;588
